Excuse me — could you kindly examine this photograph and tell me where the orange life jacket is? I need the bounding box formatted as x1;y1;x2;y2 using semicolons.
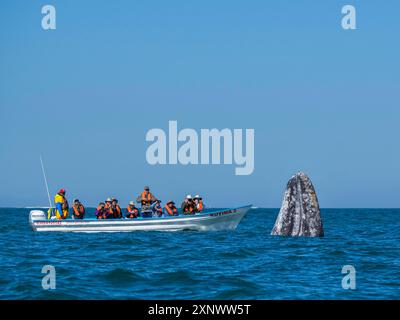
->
197;202;204;212
165;205;178;216
126;206;139;218
141;191;153;203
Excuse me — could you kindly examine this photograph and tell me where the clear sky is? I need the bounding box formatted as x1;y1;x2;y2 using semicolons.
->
0;0;399;208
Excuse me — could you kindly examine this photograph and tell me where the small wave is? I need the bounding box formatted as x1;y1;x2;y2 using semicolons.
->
220;247;258;258
155;270;199;285
103;268;147;284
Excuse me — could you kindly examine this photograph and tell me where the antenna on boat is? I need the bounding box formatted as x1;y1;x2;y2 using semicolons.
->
40;155;53;210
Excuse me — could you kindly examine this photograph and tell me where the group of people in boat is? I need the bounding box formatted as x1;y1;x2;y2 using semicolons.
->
51;186;205;220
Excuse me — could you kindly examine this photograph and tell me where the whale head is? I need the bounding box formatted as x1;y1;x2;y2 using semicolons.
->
271;172;324;237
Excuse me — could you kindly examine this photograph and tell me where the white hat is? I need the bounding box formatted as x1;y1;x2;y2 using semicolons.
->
186;194;192;199
194;195;200;199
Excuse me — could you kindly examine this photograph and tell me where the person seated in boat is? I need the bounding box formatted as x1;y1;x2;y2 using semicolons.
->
165;201;178;216
193;195;204;213
111;197;123;219
72;199;85;219
54;189;69;220
126;201;139;219
181;195;195;215
137;186;156;211
95;202;107;219
151;199;163;217
104;198;115;219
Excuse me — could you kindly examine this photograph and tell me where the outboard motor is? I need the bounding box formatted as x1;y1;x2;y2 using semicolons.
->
29;210;47;224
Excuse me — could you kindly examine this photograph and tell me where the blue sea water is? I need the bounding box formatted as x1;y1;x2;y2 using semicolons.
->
0;208;399;300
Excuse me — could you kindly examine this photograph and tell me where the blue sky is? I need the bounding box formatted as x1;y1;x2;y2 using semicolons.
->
0;1;399;208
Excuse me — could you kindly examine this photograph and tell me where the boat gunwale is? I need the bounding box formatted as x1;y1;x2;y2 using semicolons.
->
31;205;253;225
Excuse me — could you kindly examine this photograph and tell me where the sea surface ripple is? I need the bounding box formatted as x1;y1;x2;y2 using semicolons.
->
0;208;399;300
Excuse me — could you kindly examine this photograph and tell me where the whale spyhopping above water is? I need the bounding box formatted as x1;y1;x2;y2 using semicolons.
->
271;172;324;237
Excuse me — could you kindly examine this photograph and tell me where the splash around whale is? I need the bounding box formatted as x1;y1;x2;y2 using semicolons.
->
271;172;324;237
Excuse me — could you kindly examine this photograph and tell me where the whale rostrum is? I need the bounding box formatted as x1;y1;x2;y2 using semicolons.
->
271;172;324;237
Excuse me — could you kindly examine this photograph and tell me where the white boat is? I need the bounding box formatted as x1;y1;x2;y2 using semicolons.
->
29;205;252;232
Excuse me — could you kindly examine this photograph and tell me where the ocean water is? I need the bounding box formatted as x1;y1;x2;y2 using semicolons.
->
0;208;399;300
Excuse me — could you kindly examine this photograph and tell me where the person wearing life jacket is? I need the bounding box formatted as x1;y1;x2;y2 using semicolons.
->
126;201;139;219
95;202;107;219
54;189;69;220
181;195;195;215
193;195;204;213
104;198;114;219
151;199;163;217
165;201;178;216
137;186;156;211
72;199;85;219
111;198;122;219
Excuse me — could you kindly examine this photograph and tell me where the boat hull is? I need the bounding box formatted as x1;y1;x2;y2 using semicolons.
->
29;206;251;232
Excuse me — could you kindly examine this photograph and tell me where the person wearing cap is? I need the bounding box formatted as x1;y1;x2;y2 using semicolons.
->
54;189;69;220
72;198;85;219
164;201;178;216
126;201;139;219
137;186;156;211
111;198;122;219
181;195;195;215
193;195;204;213
151;199;163;217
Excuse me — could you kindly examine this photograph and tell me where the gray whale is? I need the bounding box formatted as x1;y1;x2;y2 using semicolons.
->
271;172;324;237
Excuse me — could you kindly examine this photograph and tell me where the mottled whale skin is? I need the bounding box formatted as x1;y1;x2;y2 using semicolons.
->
271;172;324;237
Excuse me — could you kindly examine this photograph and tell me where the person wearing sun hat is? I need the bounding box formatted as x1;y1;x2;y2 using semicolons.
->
126;201;139;219
104;197;114;219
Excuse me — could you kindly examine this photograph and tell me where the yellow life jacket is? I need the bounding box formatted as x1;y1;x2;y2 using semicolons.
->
54;193;69;220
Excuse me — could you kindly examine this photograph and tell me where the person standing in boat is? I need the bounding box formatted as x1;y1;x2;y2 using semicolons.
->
54;189;69;220
181;195;195;215
126;201;139;219
72;199;85;219
137;186;156;212
165;201;178;216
